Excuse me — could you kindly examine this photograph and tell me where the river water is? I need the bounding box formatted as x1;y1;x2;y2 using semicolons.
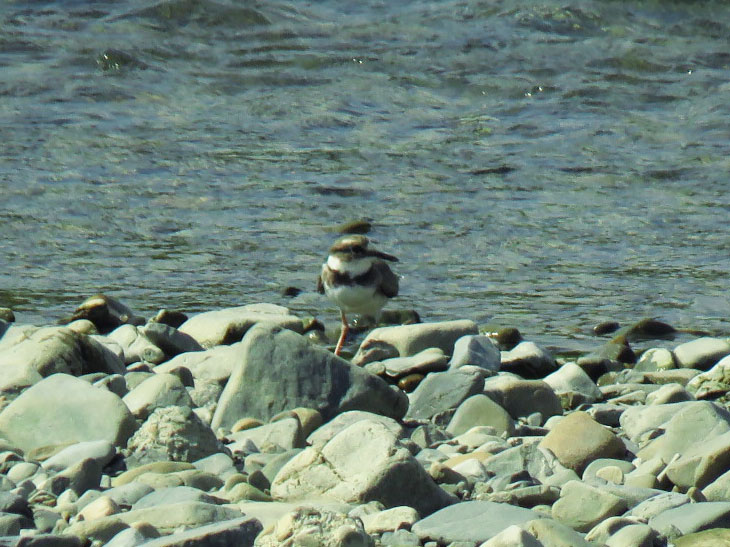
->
2;0;729;352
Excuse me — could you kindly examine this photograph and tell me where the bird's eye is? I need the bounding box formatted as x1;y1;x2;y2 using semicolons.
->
352;246;364;254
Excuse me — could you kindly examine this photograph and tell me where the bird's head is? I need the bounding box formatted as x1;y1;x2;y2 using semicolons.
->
328;235;398;263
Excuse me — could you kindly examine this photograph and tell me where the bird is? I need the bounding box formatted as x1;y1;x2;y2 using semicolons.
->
317;234;399;356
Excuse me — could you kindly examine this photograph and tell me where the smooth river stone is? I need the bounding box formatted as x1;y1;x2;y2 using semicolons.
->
448;335;501;372
673;337;730;370
178;303;303;348
0;373;137;454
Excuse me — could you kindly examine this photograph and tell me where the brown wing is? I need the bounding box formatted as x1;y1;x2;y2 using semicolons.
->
316;273;325;294
375;261;399;298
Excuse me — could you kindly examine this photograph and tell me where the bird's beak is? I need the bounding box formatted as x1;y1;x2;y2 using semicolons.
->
367;249;399;262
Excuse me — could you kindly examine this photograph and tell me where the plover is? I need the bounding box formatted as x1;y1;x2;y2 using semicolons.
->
317;235;399;356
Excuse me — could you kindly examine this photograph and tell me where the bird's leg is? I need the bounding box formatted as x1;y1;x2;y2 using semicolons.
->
334;310;349;356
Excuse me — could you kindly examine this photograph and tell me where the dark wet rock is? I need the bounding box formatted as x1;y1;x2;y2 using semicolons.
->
626;318;677;340
404;368;485;425
97;49;148;71
64;294;144;333
593;321;620;336
211;323;407;430
271;420;455;517
379;309;421;326
0;309;14;323
0;373;137;454
178;304;303;348
141;323;203;358
397;374;424;392
490;327;523;351
149;309;189;329
124;405;227;469
579;334;636;370
333;218;372;234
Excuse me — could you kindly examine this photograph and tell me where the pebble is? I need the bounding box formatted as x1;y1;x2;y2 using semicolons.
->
1;299;730;546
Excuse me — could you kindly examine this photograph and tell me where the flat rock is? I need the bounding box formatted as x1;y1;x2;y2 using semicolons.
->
106;324;165;365
540;411;625;474
0;373;137;454
674;528;730;546
446;394;515;437
448;335;501;372
664;430;730;490
139;516;261;547
122;373;194;420
125;405;226;468
673;337;730;370
649;501;730;540
155;343;241;384
483;376;562;423
360;506;420;535
132;486;222;510
404;368;485;425
353;320;479;363
307;410;406;447
380;347;449;378
551;480;628;532
140;322;204;358
178;304;303;348
0;326;125;377
270;419;455;517
211;323;407;430
226;417;304;452
42;440;116;472
411;501;542;544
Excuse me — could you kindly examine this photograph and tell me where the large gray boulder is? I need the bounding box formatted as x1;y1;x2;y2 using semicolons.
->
0;326;125;377
178;304;303;348
270;420;455;517
211;323;407;430
0;373;137;454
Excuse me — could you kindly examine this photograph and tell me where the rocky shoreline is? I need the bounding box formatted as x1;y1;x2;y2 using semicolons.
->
1;296;730;546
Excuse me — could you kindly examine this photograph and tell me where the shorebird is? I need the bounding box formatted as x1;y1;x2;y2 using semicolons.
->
318;235;399;356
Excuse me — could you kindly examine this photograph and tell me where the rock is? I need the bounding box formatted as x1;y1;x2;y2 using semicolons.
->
480;525;543;547
211;323;407;430
674;528;730;546
379;529;421;546
307;410;406;447
673;337;730;370
270;420;455;517
543;363;602;404
226;417;304;452
627;491;691;521
446;394;515;437
686;355;730;400
645;383;694;405
178;304;303;348
254;507;373;547
77;495;120;521
0;326;125;377
522;517;593;547
634;347;676;372
483;376;562;423
551;480;628;532
449;335;501;372
410;501;541;544
0;373;137;454
629;402;730;462
353;320;479;363
135;516;262;547
359;506;420;534
132;486;222;510
582;459;635;484
500;341;558;377
65;294;144;333
663;430;730;490
0;492;31;518
380;348;449;378
0;359;42;396
124;405;227;468
122;373;194;420
585;516;658;547
649;501;730;540
404;368;484;425
106;325;165;365
140;323;203;358
65;501;242;538
539;411;625;474
155;343;241;384
105;526;160;547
